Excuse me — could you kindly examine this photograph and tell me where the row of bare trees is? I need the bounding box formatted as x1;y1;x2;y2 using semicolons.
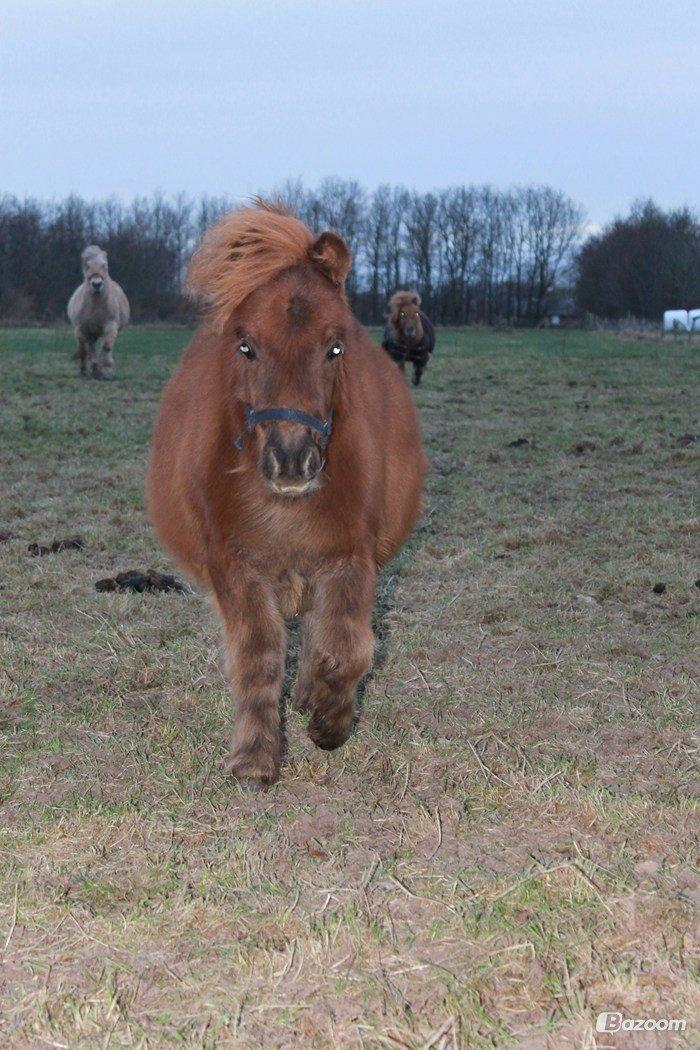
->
277;179;585;324
0;181;584;323
576;200;700;320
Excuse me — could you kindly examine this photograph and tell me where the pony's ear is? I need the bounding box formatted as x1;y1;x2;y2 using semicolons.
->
308;232;351;288
412;293;420;306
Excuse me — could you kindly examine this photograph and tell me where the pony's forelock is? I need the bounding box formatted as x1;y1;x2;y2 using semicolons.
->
388;290;421;321
187;202;317;328
82;245;108;268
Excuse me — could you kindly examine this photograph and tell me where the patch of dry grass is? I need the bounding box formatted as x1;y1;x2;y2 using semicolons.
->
0;326;698;1047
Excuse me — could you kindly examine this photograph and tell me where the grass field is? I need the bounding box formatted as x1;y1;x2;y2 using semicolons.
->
0;325;698;1048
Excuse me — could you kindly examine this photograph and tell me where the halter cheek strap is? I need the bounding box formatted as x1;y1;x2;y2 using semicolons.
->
232;404;333;451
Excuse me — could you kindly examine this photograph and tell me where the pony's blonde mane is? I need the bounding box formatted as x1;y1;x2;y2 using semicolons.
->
187;201;315;328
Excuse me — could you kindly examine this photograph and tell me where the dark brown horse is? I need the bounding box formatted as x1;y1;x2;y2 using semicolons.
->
381;290;435;385
147;204;426;787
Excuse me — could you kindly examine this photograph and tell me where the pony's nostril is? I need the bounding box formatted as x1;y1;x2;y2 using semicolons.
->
262;445;282;481
299;444;322;480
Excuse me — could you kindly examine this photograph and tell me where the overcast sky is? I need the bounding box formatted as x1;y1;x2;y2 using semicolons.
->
1;0;696;226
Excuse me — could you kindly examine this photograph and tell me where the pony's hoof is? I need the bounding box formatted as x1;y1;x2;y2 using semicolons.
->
223;749;279;787
234;776;268;793
307;711;353;751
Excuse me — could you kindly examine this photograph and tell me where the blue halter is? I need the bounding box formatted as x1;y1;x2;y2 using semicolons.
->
233;404;333;451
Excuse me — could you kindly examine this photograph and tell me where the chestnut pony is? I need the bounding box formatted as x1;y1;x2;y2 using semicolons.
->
147;204;426;787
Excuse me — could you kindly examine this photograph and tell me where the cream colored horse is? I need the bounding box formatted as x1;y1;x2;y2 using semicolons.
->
67;246;130;378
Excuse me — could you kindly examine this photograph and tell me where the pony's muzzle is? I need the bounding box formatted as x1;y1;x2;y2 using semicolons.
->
90;277;104;292
261;426;323;496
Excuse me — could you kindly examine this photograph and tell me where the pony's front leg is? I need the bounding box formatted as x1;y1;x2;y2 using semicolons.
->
294;557;376;751
211;569;286;787
84;341;99;378
76;333;88;377
99;323;118;377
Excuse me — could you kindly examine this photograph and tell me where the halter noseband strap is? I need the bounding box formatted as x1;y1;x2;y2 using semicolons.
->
232;404;333;451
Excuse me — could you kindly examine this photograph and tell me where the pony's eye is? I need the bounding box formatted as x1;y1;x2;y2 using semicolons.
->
238;341;255;360
326;342;343;361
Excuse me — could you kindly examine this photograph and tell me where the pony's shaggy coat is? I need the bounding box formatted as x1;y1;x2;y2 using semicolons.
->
67;246;130;378
148;205;426;786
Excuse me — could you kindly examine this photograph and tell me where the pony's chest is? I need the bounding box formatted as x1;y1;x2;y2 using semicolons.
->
273;568;311;619
81;318;104;339
79;299;110;330
221;466;365;602
245;544;313;618
234;503;347;617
